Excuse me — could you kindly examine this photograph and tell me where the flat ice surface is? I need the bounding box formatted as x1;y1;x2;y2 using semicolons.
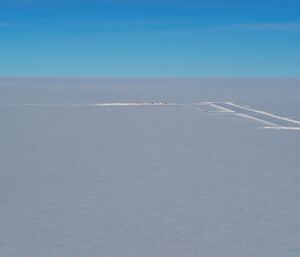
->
0;78;300;257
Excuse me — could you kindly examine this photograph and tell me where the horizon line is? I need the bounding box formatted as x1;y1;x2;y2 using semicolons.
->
1;76;300;79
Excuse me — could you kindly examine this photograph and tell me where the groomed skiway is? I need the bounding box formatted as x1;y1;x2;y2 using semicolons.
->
9;101;300;130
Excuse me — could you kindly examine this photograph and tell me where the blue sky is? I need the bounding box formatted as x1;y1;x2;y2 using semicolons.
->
0;0;300;76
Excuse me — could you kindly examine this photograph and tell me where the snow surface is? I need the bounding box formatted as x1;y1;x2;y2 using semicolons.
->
0;78;300;257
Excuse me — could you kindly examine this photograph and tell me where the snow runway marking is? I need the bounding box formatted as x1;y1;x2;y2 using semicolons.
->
262;126;300;130
197;102;235;113
9;102;173;107
235;113;279;127
199;102;300;130
7;101;300;130
225;102;300;126
93;102;172;106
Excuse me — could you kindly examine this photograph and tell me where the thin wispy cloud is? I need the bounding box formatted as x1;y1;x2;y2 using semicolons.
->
0;0;44;6
0;0;210;6
101;21;300;36
2;20;300;35
223;22;300;31
0;22;25;28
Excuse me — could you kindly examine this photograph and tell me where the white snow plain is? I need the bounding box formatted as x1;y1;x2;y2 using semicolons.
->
1;78;300;257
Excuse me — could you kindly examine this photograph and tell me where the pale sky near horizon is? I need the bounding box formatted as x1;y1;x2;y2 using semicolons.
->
0;0;300;76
